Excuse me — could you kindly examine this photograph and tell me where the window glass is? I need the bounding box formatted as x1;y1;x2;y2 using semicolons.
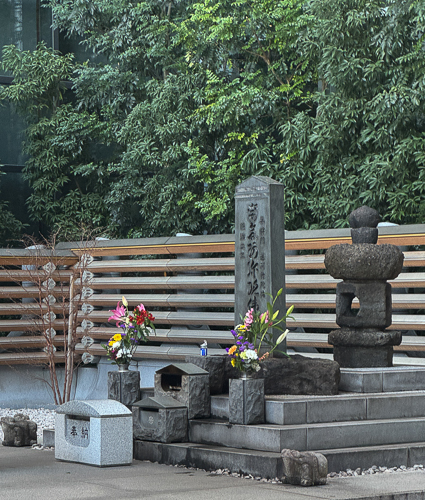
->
59;31;106;64
0;167;39;233
0;97;27;166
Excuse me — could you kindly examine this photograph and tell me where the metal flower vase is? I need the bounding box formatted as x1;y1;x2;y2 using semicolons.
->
228;372;265;425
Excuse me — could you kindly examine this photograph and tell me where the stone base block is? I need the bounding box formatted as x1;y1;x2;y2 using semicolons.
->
340;367;425;393
329;329;402;368
281;449;327;486
229;377;264;425
334;345;394;368
108;369;140;407
43;428;55;447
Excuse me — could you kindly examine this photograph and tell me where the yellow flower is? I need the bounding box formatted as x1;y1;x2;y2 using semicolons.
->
228;345;237;355
108;340;114;346
231;359;236;367
113;333;122;342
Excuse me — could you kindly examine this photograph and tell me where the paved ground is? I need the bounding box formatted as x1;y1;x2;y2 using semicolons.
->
1;446;425;500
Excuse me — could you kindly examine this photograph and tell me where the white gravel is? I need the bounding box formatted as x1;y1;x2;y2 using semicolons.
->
208;465;425;482
0;407;55;443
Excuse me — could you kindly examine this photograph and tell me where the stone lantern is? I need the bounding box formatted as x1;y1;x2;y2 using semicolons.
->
325;206;404;367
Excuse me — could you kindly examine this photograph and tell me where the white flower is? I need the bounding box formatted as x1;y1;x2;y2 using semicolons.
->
112;341;121;349
241;349;258;361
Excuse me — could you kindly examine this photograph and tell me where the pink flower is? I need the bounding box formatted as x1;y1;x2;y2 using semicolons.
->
108;302;126;325
136;304;146;312
244;308;254;329
260;311;269;323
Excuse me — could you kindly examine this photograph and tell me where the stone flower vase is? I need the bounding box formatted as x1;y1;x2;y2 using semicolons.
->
107;363;140;407
228;372;265;425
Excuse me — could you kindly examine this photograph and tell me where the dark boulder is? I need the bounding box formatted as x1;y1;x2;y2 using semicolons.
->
254;356;340;395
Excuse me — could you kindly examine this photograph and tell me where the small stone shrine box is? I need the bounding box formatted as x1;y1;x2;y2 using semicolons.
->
154;363;210;419
132;395;188;443
55;400;132;467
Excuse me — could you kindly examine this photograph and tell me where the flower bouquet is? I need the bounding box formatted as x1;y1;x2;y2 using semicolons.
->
227;288;293;374
102;296;155;366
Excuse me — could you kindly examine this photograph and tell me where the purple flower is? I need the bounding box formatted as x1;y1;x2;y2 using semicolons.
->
239;346;246;352
236;341;242;345
231;330;237;337
248;343;255;350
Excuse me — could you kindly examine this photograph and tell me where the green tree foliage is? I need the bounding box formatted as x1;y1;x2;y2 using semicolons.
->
0;43;111;239
1;0;425;238
179;0;313;230
282;0;425;228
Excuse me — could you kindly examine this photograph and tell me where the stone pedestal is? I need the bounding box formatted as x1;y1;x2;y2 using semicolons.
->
108;369;140;407
329;328;402;368
229;377;264;425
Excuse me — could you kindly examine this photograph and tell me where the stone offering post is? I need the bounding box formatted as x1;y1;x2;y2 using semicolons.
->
235;176;286;354
325;206;404;367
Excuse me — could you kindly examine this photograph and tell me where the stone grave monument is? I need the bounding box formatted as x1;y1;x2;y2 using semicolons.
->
235;176;286;352
325;206;404;367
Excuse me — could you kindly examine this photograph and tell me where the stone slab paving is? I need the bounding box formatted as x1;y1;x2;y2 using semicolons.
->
2;446;425;500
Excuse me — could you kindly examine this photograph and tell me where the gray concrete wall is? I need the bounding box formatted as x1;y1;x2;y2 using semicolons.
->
0;358;165;409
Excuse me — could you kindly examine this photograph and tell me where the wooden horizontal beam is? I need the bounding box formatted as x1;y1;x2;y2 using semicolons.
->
85;257;235;274
0;351;77;365
0;249;78;266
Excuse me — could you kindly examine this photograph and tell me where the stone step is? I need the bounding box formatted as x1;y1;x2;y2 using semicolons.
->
134;440;283;479
340;367;425;393
211;391;425;425
134;439;425;475
189;417;425;453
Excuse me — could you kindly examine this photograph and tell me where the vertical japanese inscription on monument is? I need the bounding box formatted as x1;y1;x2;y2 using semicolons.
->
247;203;259;311
259;215;266;300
